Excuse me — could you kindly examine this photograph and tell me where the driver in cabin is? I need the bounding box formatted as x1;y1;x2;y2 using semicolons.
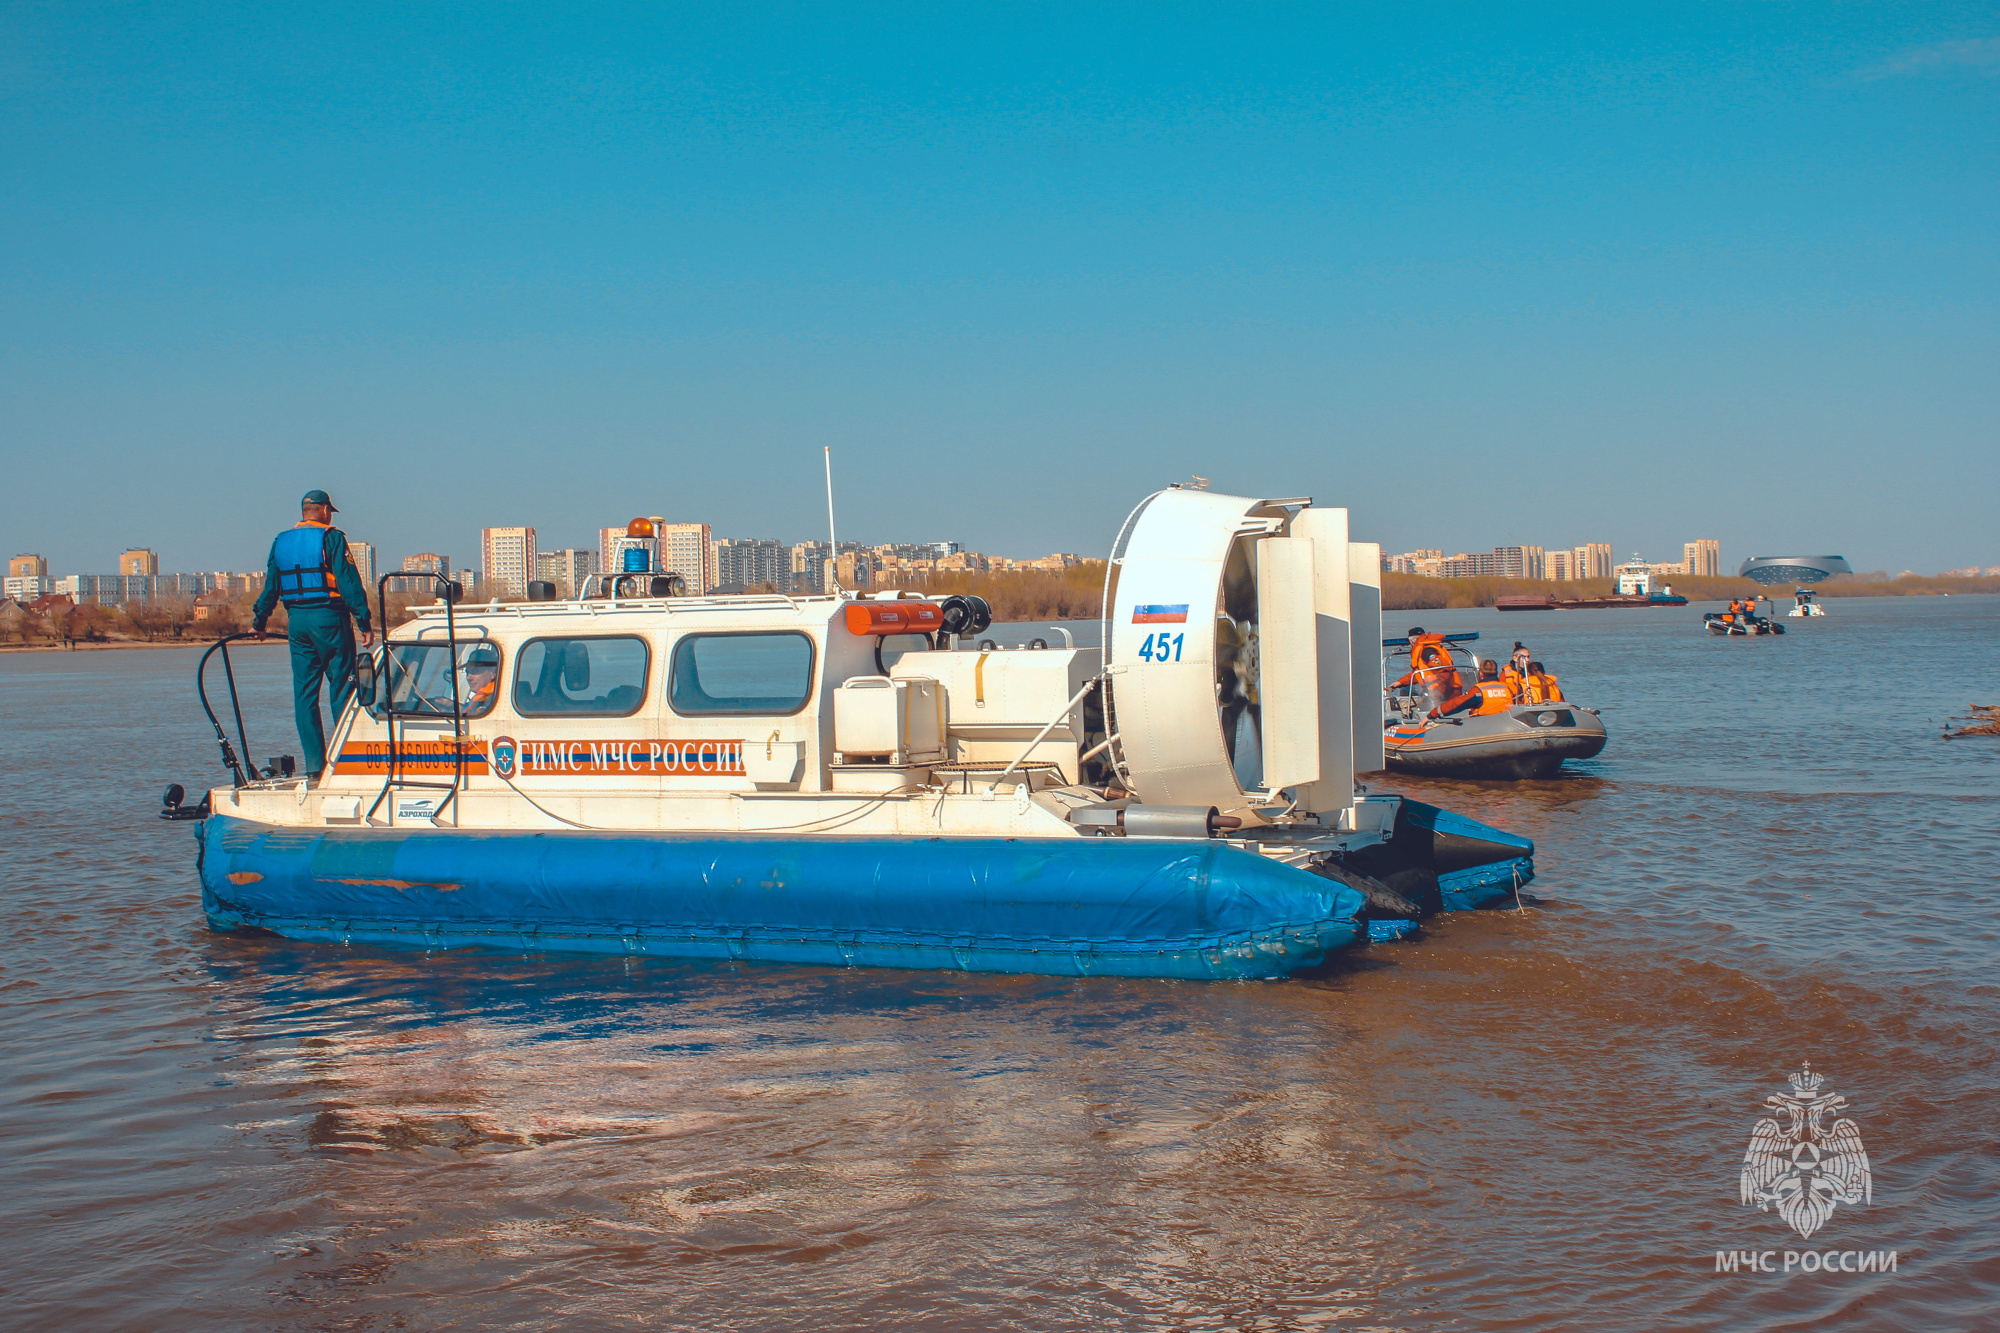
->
414;645;501;716
1391;627;1481;720
459;648;501;716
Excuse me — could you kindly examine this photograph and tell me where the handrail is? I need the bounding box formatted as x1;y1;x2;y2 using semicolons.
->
367;571;465;826
195;633;260;788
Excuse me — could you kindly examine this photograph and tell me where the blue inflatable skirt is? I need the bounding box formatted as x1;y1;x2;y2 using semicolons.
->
199;816;1367;980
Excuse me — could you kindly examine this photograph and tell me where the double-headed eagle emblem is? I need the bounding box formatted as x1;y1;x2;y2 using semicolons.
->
1739;1062;1872;1239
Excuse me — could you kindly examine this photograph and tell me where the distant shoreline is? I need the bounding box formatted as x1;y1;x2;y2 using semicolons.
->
5;592;1994;658
0;638;289;654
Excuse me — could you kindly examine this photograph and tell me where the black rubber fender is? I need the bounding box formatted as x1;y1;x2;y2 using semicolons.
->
1308;857;1422;920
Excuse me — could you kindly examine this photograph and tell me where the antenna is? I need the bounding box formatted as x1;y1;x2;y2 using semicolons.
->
823;446;842;594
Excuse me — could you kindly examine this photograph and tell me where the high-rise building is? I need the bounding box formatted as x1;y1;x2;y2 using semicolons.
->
790;541;831;594
1684;539;1721;577
713;538;789;591
1547;550;1575;581
1491;546;1547;580
119;548;159;576
657;522;714;594
348;541;377;589
1573;544;1613;580
480;527;536;599
835;551;874;590
9;554;47;580
541;549;597;597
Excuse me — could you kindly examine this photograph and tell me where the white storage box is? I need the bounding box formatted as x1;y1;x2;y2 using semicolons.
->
834;676;946;764
742;739;804;789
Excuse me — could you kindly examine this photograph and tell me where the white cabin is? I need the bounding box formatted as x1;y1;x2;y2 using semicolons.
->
210;489;1396;863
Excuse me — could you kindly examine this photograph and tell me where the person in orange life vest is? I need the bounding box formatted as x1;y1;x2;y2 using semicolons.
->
460;646;501;717
251;489;374;780
410;643;502;717
1390;627;1472;717
1472;660;1514;714
1526;661;1563;703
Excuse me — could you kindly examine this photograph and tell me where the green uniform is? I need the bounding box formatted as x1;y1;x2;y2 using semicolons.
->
252;523;373;776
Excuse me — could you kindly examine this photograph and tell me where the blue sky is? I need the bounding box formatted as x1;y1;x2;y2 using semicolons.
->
3;3;1996;577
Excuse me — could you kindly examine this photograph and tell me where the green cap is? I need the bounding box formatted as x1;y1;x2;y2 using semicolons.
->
301;489;338;511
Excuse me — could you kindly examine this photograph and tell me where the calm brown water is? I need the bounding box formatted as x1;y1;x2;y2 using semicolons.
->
3;598;1995;1331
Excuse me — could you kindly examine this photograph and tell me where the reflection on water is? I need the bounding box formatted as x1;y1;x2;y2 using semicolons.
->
2;599;1997;1330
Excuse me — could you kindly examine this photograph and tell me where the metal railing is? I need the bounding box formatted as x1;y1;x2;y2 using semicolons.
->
365;571;467;826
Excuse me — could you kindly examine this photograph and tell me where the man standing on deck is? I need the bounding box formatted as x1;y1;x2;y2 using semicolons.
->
251;490;374;782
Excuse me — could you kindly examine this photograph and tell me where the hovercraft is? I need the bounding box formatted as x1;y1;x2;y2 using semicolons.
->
1380;633;1607;780
175;487;1538;982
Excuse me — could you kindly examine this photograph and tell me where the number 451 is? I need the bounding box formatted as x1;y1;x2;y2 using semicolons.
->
1137;632;1184;662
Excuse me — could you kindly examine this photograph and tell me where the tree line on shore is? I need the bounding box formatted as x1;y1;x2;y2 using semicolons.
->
8;562;1992;646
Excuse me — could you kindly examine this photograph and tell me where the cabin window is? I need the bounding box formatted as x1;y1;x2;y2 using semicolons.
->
876;633;934;671
513;636;651;716
383;641;503;718
669;632;816;716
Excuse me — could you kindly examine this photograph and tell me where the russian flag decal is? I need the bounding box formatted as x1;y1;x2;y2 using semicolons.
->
1132;604;1189;623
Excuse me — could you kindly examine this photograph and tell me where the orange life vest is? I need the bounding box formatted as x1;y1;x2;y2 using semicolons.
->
1395;635;1461;694
1474;681;1513;715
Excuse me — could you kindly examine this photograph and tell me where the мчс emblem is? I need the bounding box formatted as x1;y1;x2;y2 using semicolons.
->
491;735;517;780
1739;1062;1872;1239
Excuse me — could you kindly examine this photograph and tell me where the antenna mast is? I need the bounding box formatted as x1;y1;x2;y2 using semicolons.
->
823;446;842;594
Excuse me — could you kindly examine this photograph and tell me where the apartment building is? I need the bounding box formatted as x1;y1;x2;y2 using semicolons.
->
790;541;831;594
119;548;160;576
657;522;714;594
348;541;377;589
538;548;597;597
1684;539;1721;577
835;550;874;590
9;554;47;580
1491;546;1547;580
1572;544;1614;580
480;527;536;599
713;538;789;591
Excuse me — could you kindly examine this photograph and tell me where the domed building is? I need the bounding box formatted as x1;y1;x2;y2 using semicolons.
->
1737;555;1853;585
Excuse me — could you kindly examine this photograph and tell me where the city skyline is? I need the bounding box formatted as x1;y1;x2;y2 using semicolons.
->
13;501;1950;593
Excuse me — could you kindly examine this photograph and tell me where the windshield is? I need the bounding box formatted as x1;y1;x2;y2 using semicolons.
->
384;641;502;717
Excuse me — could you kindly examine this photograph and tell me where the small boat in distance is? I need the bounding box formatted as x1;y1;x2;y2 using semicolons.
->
1704;596;1786;636
1786;587;1826;618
